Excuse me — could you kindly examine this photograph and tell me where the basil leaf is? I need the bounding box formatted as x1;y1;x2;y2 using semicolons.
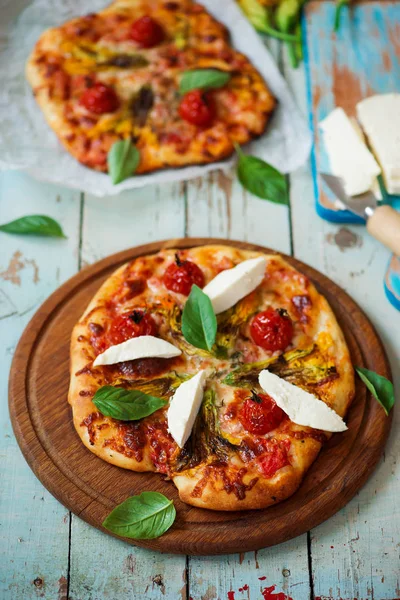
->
107;139;140;184
179;69;230;94
93;386;166;420
236;147;289;204
181;285;217;351
103;492;176;539
355;367;395;416
0;215;66;238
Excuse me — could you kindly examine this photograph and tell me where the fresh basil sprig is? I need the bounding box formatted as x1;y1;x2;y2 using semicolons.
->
103;492;176;539
93;386;166;420
355;367;395;416
182;285;217;351
0;215;66;238
235;145;289;205
179;69;231;94
108;139;140;184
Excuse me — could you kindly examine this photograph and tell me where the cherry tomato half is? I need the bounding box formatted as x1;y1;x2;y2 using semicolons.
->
163;254;205;296
79;83;120;114
258;439;290;478
107;309;157;345
178;90;215;127
250;307;293;352
130;16;164;48
239;391;285;435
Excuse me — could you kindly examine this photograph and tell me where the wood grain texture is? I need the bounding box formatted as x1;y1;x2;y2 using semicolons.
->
0;172;81;600
9;238;392;557
293;7;400;597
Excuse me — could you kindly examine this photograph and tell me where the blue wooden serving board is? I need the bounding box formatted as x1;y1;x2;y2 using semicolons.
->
304;2;400;309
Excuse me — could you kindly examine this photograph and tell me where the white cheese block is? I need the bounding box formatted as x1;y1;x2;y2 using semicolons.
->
203;256;267;315
167;370;208;448
357;94;400;195
350;117;382;200
319;107;381;197
93;335;181;367
258;370;347;432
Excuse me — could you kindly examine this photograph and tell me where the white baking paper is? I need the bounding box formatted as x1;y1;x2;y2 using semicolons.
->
0;0;312;196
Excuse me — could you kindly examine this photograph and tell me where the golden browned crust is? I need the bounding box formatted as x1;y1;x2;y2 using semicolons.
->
26;0;276;174
68;245;355;510
173;436;321;510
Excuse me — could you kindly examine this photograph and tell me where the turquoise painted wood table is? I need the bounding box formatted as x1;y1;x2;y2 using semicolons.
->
1;3;399;599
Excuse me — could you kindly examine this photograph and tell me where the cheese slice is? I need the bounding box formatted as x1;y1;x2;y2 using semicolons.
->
167;370;208;448
258;370;347;432
93;335;181;367
203;256;267;315
357;94;400;195
319;107;381;197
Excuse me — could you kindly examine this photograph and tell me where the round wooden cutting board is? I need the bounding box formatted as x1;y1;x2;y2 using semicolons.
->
9;238;392;555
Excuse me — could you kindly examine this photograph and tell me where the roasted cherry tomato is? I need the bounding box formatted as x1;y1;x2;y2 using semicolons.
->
178;90;215;127
107;309;156;345
250;307;293;352
130;16;164;48
163;253;205;296
79;83;120;114
239;391;285;435
258;440;290;478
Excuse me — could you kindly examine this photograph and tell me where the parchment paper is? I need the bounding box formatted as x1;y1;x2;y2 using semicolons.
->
0;0;312;196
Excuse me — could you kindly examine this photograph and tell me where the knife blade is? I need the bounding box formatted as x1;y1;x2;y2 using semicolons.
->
320;173;376;220
319;172;400;256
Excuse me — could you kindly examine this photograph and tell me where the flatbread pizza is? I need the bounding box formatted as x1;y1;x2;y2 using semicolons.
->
68;245;355;511
26;0;275;175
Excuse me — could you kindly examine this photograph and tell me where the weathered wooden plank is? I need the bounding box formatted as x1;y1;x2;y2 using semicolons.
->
185;167;291;255
189;542;310;600
68;183;187;600
294;4;400;598
0;171;81;600
186;40;311;599
81;182;185;266
69;522;187;600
